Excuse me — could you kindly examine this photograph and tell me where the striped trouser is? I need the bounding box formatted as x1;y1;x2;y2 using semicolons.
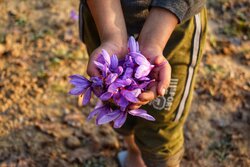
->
79;3;207;166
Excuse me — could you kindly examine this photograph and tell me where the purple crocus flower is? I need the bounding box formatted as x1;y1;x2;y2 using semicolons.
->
70;10;79;21
69;75;92;105
124;55;135;68
69;75;91;95
97;109;122;125
87;100;113;124
110;54;118;71
69;36;157;128
105;73;118;85
127;37;154;79
122;67;133;80
128;36;140;53
69;75;103;105
131;52;154;79
90;76;104;96
100;78;132;101
113;93;129;109
94;50;123;77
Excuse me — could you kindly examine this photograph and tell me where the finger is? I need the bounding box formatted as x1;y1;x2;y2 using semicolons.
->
154;56;166;66
150;58;167;80
87;51;102;77
134;99;150;105
158;61;171;96
129;104;142;110
154;56;171;96
138;85;158;101
87;64;100;77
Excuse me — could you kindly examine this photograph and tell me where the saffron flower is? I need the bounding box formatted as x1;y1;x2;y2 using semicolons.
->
69;37;155;128
70;10;79;21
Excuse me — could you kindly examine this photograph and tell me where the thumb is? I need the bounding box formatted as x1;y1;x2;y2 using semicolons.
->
154;56;171;96
87;63;101;77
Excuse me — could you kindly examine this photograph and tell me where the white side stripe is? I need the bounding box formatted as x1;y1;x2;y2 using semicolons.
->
174;13;201;121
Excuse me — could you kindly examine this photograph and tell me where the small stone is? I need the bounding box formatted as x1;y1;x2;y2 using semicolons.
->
222;47;231;55
66;136;81;149
0;44;5;56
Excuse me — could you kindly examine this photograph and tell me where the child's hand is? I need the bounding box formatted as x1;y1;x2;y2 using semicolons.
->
129;7;177;110
129;47;171;110
86;0;127;77
87;41;126;77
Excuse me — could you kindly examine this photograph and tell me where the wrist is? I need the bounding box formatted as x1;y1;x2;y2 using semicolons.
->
100;39;127;58
101;35;127;49
139;7;178;53
139;42;163;54
139;44;163;63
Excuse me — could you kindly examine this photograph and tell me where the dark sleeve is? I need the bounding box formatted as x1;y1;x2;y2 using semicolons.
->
150;0;206;23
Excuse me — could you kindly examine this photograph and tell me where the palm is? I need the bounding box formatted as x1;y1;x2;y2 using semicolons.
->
129;48;171;110
87;42;127;77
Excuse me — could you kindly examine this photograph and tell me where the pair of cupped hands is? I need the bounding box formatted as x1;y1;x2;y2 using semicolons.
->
86;39;171;110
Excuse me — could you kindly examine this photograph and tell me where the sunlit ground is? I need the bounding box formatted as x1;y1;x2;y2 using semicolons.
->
0;0;249;166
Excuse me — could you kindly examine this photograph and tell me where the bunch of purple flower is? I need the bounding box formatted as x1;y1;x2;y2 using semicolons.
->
69;37;155;128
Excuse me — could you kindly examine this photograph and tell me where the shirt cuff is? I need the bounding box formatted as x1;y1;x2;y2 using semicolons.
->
150;0;189;23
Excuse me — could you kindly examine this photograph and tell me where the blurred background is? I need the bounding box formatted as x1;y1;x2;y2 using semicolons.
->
0;0;249;166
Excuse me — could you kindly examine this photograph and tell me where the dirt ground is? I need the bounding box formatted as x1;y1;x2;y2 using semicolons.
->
0;0;249;167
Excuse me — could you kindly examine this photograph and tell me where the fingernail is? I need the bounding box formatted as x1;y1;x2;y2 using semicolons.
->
161;88;166;96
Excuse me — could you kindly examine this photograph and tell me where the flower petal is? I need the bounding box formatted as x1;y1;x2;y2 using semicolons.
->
103;64;110;78
138;79;155;89
113;93;129;108
69;81;90;89
105;73;118;85
69;75;91;87
87;108;101;121
121;89;139;103
132;88;141;97
124;55;135;68
128;36;137;53
91;77;103;87
108;79;131;93
110;54;118;70
135;65;151;79
128;109;155;121
70;10;79;21
108;83;119;94
87;101;104;121
97;109;121;125
101;49;111;66
69;74;88;81
82;87;91;105
100;92;113;101
69;86;86;95
138;76;150;81
115;78;132;87
132;52;150;66
122;67;133;80
116;66;124;75
92;86;104;97
96;106;111;125
113;111;127;128
94;61;105;71
128;108;146;114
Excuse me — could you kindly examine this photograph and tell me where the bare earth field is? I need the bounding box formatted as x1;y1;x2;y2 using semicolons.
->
0;0;249;167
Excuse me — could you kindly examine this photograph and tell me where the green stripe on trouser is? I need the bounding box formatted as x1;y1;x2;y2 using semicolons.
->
80;3;207;166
